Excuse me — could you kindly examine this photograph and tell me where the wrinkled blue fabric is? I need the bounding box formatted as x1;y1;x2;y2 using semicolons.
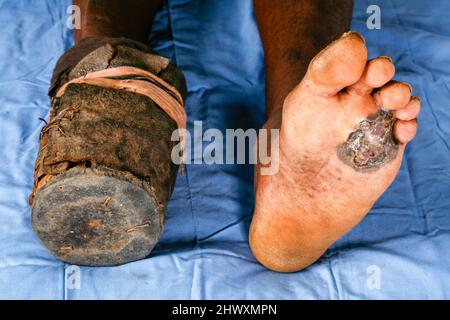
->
0;0;449;299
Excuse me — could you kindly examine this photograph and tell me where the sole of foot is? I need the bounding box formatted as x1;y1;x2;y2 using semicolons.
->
250;31;420;272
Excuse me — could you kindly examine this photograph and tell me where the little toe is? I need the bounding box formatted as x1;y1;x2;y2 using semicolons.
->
394;96;421;121
394;119;418;144
374;80;412;110
348;56;395;95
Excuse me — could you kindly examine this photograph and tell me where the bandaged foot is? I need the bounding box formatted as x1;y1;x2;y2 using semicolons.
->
250;32;420;272
30;37;186;266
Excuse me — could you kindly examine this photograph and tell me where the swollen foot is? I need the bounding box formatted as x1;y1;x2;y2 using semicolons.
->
30;37;186;266
250;32;420;272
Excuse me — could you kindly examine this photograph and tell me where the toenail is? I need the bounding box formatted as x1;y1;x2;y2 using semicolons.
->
379;56;393;63
405;82;413;93
341;31;366;44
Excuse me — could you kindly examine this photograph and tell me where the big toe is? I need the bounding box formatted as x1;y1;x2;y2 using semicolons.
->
306;31;368;95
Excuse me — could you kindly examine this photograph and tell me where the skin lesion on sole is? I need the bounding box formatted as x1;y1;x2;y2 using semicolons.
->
336;109;399;172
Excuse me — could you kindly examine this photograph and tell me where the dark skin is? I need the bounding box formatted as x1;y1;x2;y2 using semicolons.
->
74;0;353;119
73;0;163;44
253;0;353;118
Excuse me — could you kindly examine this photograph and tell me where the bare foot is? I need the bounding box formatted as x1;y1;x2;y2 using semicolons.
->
250;32;420;272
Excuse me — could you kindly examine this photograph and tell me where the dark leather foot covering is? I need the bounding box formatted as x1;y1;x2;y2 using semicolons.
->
30;37;186;266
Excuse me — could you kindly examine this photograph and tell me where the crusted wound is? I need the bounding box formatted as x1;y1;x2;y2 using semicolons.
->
337;109;398;172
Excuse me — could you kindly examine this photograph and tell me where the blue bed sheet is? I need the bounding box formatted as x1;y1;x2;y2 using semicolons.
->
0;0;449;299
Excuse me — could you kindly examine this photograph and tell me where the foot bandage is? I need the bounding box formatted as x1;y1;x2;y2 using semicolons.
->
30;37;187;266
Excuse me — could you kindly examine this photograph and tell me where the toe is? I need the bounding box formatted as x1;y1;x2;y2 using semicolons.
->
305;31;368;96
394;96;421;121
348;56;395;95
394;119;418;144
374;81;412;110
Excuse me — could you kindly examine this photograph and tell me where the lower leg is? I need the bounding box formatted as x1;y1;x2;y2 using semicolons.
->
253;0;353;117
73;0;163;44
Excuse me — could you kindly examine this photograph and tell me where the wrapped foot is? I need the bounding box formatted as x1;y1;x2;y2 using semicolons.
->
30;37;186;266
